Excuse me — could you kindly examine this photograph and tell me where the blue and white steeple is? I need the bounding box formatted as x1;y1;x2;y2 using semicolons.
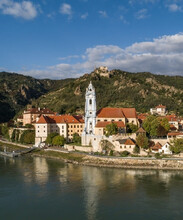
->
83;81;96;135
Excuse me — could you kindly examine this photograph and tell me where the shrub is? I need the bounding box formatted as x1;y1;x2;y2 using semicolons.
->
121;151;130;157
154;153;162;159
109;150;113;156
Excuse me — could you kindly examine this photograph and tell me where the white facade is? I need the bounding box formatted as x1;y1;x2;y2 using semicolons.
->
83;81;96;135
159;142;172;155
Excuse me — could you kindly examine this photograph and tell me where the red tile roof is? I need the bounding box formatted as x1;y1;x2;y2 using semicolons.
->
168;132;183;136
124;138;136;145
151;142;162;151
97;107;137;118
155;105;166;109
37;115;84;124
95;121;125;128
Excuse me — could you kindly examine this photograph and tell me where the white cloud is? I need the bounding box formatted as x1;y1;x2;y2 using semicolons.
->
20;33;183;79
167;3;182;12
81;12;88;19
98;10;107;17
0;0;38;19
60;3;72;19
135;8;148;19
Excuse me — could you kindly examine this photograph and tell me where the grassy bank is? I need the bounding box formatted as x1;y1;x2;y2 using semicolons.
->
32;150;85;163
0;141;25;151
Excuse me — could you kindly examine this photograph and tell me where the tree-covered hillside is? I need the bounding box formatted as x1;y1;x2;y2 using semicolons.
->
32;69;183;116
1;69;183;123
0;72;74;122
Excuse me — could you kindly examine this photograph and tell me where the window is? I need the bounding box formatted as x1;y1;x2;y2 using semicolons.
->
77;125;79;128
38;130;39;133
62;126;64;129
124;146;126;148
80;125;82;128
97;119;100;122
71;125;73;128
104;119;107;122
62;130;64;133
120;146;122;149
129;146;131;148
89;99;92;105
38;126;39;128
44;130;45;133
74;125;76;128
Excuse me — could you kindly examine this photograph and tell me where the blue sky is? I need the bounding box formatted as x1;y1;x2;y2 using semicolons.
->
1;0;183;79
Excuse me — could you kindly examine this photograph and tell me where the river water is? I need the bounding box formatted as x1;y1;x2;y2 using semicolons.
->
1;156;183;220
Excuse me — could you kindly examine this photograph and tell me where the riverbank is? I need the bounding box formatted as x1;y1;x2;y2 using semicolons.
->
32;150;183;170
2;140;183;170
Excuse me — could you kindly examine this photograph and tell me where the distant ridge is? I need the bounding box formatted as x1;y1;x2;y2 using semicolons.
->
1;69;183;123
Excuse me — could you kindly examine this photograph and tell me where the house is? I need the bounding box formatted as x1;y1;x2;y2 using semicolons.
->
150;104;167;116
165;114;180;130
35;114;84;144
167;132;183;141
114;138;136;153
159;142;172;155
95;121;126;136
96;107;139;126
23;107;55;126
150;142;162;153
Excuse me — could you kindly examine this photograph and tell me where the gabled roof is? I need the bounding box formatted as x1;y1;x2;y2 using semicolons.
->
136;127;146;133
36;114;84;124
116;138;136;145
95;121;125;128
151;142;162;150
97;107;137;118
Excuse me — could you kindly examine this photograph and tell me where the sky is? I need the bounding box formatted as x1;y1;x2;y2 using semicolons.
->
1;0;183;79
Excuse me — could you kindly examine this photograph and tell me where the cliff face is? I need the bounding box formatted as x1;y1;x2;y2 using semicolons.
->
1;69;183;123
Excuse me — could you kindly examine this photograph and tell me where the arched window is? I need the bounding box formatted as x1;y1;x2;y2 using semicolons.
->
89;99;92;105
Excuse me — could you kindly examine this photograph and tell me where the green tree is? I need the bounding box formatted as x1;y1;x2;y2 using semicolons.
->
72;133;81;144
105;123;118;137
45;132;58;145
160;118;170;132
133;145;140;154
170;138;183;154
11;129;16;142
126;123;138;133
136;133;149;149
20;130;35;144
15;129;20;142
23;131;35;144
52;135;65;146
25;124;34;128
1;124;9;139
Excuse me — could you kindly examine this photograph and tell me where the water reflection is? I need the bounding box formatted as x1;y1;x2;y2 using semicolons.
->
2;156;183;219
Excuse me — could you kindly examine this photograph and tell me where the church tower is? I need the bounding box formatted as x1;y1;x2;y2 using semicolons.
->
83;81;96;135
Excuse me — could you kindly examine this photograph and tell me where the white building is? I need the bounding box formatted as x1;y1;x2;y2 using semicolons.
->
150;104;167;116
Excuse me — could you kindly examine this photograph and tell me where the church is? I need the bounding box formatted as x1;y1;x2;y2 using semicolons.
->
82;82;139;152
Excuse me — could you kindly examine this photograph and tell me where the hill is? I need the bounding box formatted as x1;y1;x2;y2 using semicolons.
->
1;69;183;123
0;72;74;123
32;69;183;116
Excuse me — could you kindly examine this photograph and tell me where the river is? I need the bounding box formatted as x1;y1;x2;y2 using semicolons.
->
0;156;183;220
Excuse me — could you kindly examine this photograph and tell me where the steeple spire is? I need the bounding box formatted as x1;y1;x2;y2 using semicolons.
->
83;81;96;134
